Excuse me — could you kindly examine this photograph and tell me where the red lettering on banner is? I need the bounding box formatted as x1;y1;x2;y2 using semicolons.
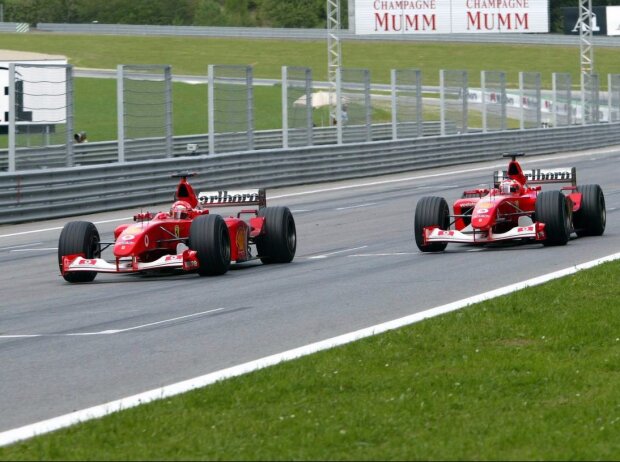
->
375;12;436;31
467;12;529;31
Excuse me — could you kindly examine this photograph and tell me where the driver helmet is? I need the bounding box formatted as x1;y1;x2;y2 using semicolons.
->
170;201;191;219
500;179;521;195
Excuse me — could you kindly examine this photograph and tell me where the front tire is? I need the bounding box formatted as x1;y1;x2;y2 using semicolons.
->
574;184;606;237
58;221;101;283
256;206;296;264
535;190;571;246
414;196;450;252
189;215;231;276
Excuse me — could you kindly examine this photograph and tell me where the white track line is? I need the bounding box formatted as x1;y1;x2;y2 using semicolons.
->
349;252;417;257
1;251;619;447
336;202;376;211
306;246;368;259
10;248;57;252
0;218;132;239
0;308;225;339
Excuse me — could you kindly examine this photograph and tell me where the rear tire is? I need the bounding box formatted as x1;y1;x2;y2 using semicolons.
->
535;190;571;246
189;215;231;276
58;221;101;283
574;184;606;237
256;206;296;264
414;196;450;252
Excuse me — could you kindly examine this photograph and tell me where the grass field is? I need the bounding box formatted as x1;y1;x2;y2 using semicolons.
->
1;258;618;460
2;32;618;142
3;32;620;86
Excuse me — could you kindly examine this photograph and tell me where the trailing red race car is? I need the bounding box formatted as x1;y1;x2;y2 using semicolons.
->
414;153;606;252
58;173;297;282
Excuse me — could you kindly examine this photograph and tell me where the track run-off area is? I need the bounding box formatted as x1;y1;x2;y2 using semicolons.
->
1;147;619;444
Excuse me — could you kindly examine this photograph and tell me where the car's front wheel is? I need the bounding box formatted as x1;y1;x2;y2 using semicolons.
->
414;196;450;252
58;221;101;283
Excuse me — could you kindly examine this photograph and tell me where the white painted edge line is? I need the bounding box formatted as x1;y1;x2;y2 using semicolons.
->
1;251;619;448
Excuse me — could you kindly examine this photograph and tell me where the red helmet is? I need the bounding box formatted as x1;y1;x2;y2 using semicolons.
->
170;201;191;219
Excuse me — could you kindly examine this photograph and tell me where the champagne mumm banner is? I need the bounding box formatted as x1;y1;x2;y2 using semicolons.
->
354;0;549;34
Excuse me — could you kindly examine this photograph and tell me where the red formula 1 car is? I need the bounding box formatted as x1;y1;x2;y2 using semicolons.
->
58;173;297;282
414;153;606;252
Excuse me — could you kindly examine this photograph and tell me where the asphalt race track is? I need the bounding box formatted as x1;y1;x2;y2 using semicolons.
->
1;148;619;432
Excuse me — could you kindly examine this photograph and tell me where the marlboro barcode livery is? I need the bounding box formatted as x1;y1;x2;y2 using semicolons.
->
414;153;606;252
58;173;296;283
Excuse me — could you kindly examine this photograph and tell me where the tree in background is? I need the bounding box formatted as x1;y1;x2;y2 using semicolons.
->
259;0;324;28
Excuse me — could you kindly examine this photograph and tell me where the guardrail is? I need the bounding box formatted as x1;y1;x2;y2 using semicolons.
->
0;122;447;171
2;123;620;225
0;22;29;33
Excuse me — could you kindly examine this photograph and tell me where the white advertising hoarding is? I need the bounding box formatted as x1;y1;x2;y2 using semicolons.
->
0;59;68;127
355;0;549;34
605;6;620;36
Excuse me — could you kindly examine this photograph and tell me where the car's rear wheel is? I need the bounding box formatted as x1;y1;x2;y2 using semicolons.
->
414;196;450;252
58;221;101;283
535;190;571;246
573;184;606;237
189;215;231;276
256;206;296;264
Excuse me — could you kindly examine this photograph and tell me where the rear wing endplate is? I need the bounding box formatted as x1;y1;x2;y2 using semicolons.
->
494;167;576;187
197;189;266;208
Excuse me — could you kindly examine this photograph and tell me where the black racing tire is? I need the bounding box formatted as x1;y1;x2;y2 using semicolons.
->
414;196;450;252
189;214;231;276
256;206;297;264
535;190;571;246
574;184;606;237
58;221;101;283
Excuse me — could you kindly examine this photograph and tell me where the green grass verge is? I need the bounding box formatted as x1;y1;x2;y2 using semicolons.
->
2;259;619;460
3;32;620;86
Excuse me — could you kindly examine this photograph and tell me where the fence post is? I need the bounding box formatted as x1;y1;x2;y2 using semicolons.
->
282;66;288;149
208;64;215;155
116;65;125;162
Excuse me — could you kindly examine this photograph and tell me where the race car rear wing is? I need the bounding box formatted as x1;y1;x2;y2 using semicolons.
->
494;167;576;187
197;188;267;208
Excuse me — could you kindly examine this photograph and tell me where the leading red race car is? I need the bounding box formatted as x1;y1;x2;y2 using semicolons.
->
414;153;606;252
58;173;296;282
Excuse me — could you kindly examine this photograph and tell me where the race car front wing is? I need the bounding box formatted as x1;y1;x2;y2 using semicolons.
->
62;250;200;275
424;222;546;245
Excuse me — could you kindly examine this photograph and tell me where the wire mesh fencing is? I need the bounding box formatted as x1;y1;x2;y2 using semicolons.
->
481;70;507;132
208;64;253;155
440;69;468;135
282;66;313;148
391;68;423;139
552;73;573;127
117;64;172;162
608;74;620;123
519;72;541;130
582;73;601;124
338;68;372;144
7;63;73;171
